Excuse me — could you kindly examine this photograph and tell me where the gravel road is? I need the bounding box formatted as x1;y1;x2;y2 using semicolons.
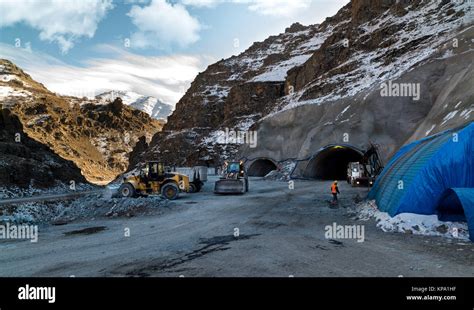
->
1;177;473;277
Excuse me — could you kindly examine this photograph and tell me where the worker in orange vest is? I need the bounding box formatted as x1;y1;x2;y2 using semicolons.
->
331;181;340;204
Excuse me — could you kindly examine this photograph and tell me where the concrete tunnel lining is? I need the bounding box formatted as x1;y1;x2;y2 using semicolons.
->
247;158;278;177
304;145;364;180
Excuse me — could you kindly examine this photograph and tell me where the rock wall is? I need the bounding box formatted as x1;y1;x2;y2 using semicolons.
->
0;108;86;188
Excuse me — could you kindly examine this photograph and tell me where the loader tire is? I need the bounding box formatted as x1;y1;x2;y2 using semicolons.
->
119;183;135;198
161;183;180;200
189;181;203;193
189;183;198;193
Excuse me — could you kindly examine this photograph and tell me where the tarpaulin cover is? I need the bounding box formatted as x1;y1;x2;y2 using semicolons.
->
438;188;474;242
368;122;474;239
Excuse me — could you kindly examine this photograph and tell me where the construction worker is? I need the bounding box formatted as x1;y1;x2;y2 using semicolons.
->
331;181;340;204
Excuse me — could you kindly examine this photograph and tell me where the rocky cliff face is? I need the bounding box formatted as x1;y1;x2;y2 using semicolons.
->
350;0;397;24
0;108;86;188
129;17;339;167
164;20;332;131
283;0;468;107
130;0;473;171
0;59;163;184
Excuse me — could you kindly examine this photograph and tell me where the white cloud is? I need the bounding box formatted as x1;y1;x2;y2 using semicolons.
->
127;0;318;49
0;43;211;105
0;0;113;54
181;0;220;7
124;0;151;3
128;0;201;49
181;0;312;17
245;0;312;16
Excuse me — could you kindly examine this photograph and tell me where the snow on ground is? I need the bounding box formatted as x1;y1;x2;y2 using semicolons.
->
0;184;169;224
293;27;333;53
251;54;312;82
201;130;221;146
441;110;459;125
226;21;337;82
251;23;337;83
460;106;473;120
0;86;31;99
201;114;259;147
438;49;455;59
352;200;470;241
235;114;259;131
0;74;20;83
335;104;351;121
0;69;32;88
425;124;436;136
91;136;111;156
0;183;97;200
0;183;95;224
202;85;230;101
26;114;51;126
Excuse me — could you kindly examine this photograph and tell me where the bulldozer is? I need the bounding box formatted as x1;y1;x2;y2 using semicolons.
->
214;161;249;194
118;161;191;200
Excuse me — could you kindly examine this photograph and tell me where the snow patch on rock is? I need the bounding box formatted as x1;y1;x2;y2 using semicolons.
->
0;86;31;99
271;0;473;116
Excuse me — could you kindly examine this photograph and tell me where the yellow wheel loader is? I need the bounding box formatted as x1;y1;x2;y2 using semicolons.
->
214;161;249;195
118;162;190;200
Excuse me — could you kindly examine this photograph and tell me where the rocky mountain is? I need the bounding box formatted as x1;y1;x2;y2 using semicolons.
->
0;107;86;188
0;59;164;184
129;0;473;170
130;19;335;166
96;90;174;121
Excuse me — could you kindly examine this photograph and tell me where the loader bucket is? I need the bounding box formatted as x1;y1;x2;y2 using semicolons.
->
214;179;245;194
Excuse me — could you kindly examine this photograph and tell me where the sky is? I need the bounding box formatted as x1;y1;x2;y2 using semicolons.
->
0;0;349;105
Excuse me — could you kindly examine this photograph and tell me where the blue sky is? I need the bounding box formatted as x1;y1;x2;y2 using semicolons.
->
0;0;348;105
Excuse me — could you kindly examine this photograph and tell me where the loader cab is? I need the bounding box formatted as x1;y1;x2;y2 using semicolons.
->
225;161;245;177
147;162;165;181
228;162;241;173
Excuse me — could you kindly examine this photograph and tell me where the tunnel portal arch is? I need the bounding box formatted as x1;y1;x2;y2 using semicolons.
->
304;144;364;180
247;158;278;177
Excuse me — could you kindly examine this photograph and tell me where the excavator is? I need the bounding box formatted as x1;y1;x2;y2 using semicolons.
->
347;143;384;187
214;161;249;194
118;161;192;200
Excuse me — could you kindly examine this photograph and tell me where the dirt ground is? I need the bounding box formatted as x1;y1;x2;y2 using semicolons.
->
1;176;473;277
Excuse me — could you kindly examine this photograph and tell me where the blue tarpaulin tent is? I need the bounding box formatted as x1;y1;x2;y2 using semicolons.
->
438;188;474;241
368;122;474;241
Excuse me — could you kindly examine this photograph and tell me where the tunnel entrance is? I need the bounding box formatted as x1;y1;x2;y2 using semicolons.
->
248;159;277;177
304;145;363;180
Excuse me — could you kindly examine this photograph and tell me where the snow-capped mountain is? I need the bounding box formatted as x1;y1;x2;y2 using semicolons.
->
96;90;174;121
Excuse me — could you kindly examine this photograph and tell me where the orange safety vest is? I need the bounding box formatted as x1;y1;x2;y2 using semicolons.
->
331;184;337;194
